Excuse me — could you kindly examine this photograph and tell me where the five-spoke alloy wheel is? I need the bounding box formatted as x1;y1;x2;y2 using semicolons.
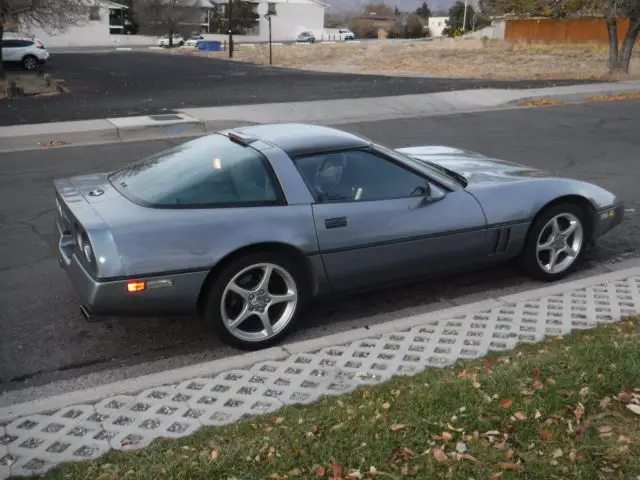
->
205;252;308;350
519;203;589;281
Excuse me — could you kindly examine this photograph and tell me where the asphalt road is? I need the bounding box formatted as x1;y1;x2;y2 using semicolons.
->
0;51;599;126
1;100;638;394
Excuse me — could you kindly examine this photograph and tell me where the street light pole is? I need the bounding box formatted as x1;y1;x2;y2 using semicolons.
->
264;13;272;65
228;0;234;58
462;0;468;33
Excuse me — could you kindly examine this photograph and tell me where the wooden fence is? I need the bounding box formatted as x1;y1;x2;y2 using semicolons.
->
504;17;639;44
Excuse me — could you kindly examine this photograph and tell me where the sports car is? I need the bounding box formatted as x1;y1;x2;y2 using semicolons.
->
54;123;624;349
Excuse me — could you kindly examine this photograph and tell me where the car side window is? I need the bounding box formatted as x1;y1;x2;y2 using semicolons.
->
294;149;428;203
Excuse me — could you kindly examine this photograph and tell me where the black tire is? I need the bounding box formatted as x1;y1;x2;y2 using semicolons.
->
204;251;309;350
518;202;590;282
22;55;38;71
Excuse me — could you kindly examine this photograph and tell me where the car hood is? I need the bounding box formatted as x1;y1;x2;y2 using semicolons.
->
396;145;553;185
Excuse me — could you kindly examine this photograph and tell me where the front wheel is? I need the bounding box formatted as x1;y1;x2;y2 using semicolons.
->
204;252;308;350
518;203;589;281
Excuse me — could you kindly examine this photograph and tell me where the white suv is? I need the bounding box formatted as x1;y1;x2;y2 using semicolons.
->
1;37;49;70
338;28;356;41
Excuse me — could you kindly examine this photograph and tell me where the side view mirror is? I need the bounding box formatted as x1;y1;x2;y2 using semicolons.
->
415;181;446;206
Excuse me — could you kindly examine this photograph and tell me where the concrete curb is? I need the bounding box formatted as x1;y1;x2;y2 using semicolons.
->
2;81;640;153
507;80;640;105
2;263;639;422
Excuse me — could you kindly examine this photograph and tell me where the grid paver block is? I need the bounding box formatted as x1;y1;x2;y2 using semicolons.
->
0;274;638;477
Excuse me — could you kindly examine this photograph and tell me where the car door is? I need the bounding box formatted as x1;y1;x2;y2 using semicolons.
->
1;40;20;61
292;149;489;292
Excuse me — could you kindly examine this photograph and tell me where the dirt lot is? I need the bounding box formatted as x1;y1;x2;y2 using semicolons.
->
173;38;640;80
0;70;67;99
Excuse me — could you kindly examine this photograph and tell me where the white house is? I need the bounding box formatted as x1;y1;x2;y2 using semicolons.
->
427;16;448;37
21;0;327;47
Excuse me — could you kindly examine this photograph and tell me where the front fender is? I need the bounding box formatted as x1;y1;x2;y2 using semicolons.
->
466;178;620;226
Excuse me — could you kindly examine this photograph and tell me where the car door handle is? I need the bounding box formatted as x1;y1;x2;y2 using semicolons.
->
325;217;347;229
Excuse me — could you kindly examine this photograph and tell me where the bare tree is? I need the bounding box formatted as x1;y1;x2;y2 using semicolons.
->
604;0;640;73
135;0;205;46
0;0;88;78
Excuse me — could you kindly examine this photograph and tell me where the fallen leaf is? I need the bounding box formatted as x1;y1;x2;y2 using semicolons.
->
540;430;554;441
500;399;513;409
347;471;362;479
490;473;504;480
442;431;453;441
618;392;632;404
483;430;501;436
514;411;527;421
369;466;378;475
618;435;632;444
534;409;542;419
310;425;320;435
506;449;514;459
382;402;390;410
599;397;612;409
552;448;563;458
574;403;584;423
460;453;478;463
210;450;218;460
626;404;640;415
288;468;302;476
498;462;523;471
314;466;326;478
447;423;463;432
330;463;343;479
391;424;406;431
455;442;468;453
599;426;613;435
433;447;449;464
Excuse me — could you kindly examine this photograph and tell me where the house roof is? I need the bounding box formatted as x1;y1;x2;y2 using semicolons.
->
102;1;129;9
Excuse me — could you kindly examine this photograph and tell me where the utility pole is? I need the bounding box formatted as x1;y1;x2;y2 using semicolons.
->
228;0;234;58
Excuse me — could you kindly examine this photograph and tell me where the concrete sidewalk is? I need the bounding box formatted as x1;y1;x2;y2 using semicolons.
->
1;264;639;479
1;80;639;153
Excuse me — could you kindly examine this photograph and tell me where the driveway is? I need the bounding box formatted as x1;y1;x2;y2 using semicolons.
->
0;51;599;125
0;101;638;394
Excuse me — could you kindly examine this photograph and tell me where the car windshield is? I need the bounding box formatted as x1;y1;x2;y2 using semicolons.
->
108;134;282;208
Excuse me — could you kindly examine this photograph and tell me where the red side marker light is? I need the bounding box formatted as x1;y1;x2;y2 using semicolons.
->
127;280;146;293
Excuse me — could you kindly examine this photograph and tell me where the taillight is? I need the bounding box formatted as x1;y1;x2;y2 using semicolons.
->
127;281;146;293
36;42;45;49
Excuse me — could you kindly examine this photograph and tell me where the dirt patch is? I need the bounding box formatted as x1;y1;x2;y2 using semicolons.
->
1;71;69;100
167;39;640;80
588;91;640;102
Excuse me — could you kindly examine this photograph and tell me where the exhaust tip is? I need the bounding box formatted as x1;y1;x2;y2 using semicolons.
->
80;304;97;322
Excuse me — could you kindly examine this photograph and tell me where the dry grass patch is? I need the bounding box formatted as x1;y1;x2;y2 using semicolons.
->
1;71;68;99
588;91;640;102
170;39;640;80
519;97;568;107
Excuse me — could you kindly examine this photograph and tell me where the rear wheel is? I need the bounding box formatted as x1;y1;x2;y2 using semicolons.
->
204;252;308;350
518;203;589;281
22;55;38;71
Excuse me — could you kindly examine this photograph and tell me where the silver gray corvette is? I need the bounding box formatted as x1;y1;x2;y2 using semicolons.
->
55;123;624;349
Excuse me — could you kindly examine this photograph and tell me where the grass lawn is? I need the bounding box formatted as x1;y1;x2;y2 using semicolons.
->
32;316;640;480
168;39;640;81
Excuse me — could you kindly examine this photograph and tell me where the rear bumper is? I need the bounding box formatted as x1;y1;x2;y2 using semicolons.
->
59;248;207;318
592;202;624;239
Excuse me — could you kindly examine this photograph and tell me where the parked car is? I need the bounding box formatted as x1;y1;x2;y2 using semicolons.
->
54;124;624;350
1;37;49;70
157;35;184;47
296;31;316;43
185;35;205;47
337;28;355;40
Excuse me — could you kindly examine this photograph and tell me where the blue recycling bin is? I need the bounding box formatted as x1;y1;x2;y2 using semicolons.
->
198;41;221;52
